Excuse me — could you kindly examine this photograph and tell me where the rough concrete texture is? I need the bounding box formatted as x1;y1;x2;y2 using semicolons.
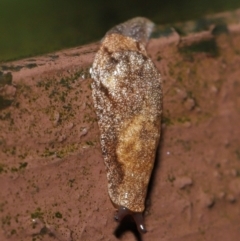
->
1;9;240;241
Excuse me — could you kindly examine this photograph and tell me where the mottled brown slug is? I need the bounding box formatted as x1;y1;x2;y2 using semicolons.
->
91;17;162;233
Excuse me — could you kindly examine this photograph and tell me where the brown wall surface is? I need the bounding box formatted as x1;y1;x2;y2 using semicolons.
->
1;9;240;241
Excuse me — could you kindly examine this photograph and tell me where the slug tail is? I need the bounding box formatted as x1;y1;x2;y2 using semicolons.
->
115;206;147;234
132;212;147;233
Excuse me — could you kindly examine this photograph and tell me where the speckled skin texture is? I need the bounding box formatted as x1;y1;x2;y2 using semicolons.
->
91;18;162;213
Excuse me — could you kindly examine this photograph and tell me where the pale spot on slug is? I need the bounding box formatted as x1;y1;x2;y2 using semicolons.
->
89;67;92;75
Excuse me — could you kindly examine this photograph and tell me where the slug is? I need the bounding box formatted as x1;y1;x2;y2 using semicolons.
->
91;17;162;233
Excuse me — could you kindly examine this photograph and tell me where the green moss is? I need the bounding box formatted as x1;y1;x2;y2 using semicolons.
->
1;65;23;71
31;208;44;220
19;162;28;169
68;179;75;187
63;104;72;112
10;146;16;155
41;144;79;159
85;141;94;146
0;71;12;86
236;170;240;177
36;78;55;90
37;70;87;107
55;144;79;158
212;24;229;36
194;18;213;32
17;84;32;102
14;214;20;223
1;215;11;226
176;139;191;151
168;67;175;76
0;163;7;174
216;163;221;168
18;153;28;159
41;148;55;157
10;167;18;173
177;116;191;123
59;92;67;102
198;227;206;235
0;96;13;110
26;63;38;69
167;174;176;183
151;26;176;38
39;227;48;235
172;26;187;36
0;201;7;212
10;229;17;235
48;55;59;59
83;113;97;123
60;78;72;89
156;55;162;62
81;166;90;176
235;149;240;160
177;76;183;83
6;162;28;173
2;145;17;156
179;39;219;57
55;212;62;218
162;116;173;126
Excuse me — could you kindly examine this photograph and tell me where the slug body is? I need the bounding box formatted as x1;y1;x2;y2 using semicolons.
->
91;17;162;233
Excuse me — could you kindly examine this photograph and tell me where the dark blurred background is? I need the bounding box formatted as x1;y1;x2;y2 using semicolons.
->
1;0;240;62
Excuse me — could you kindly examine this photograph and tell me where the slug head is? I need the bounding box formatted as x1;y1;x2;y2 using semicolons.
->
105;17;155;46
115;206;147;234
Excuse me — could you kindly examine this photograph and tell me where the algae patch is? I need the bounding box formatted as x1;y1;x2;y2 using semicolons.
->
179;39;219;57
0;71;12;86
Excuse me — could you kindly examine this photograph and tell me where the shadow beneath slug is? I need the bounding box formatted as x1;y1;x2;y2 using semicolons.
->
114;216;143;241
